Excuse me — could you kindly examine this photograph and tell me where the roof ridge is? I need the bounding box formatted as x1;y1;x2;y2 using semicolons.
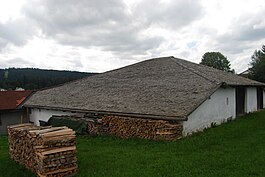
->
170;57;220;85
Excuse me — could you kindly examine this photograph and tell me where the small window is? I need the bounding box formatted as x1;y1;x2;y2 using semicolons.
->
226;97;229;105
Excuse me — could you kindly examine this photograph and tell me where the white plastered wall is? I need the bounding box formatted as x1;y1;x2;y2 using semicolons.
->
245;87;257;113
263;90;265;108
29;108;84;126
183;87;236;136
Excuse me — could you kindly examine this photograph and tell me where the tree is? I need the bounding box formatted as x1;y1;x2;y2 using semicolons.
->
249;45;265;83
200;52;232;72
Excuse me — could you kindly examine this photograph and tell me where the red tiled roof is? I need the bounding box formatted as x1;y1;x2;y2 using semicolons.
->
0;90;33;110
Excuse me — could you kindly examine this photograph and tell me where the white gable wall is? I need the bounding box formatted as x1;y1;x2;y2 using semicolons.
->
183;86;262;136
245;87;257;113
29;108;84;126
183;87;236;136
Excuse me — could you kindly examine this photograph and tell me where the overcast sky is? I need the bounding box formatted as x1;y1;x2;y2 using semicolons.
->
0;0;265;73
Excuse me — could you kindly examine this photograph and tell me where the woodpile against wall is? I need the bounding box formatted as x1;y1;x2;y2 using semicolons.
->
101;116;183;141
48;115;183;141
8;123;77;177
81;115;183;140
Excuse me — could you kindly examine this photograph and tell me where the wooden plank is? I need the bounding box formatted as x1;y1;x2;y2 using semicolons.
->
29;126;67;135
37;167;77;176
156;132;175;135
40;129;74;138
43;135;76;142
37;126;68;135
40;146;76;156
36;152;45;159
7;123;34;129
41;131;75;139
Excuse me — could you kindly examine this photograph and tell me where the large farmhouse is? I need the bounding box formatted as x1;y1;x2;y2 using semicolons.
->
24;57;265;139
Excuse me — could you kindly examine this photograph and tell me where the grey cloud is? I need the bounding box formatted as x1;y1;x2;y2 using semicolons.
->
234;26;265;41
0;19;36;49
22;0;203;57
0;38;8;50
8;58;33;65
215;9;265;54
67;58;84;69
52;25;163;54
214;38;252;54
23;0;130;35
201;9;265;73
0;57;34;68
134;0;204;29
63;52;84;69
23;0;163;56
232;15;265;42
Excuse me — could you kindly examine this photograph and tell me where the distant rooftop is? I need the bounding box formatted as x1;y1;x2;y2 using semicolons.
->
0;90;33;110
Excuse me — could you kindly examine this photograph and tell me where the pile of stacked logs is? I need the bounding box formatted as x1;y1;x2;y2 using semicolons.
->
48;114;183;141
8;123;77;177
101;116;183;141
85;118;102;135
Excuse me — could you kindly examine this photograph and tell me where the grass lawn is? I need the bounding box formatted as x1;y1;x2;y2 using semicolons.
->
1;110;265;177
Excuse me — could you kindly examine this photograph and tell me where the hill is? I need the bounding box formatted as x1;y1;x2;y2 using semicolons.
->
0;68;96;90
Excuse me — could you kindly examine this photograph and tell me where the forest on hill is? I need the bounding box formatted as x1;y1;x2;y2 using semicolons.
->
0;68;96;90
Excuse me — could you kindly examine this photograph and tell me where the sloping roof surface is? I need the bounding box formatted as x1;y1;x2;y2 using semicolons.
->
24;57;264;119
0;90;33;110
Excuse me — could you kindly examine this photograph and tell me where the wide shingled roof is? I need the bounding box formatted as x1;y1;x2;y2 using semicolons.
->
24;57;264;120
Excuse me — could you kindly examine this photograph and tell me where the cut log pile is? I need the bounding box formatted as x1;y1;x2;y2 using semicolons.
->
47;114;183;141
101;116;183;141
8;123;77;177
86;118;103;135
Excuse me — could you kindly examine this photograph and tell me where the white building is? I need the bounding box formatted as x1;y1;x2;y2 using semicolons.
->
24;57;265;137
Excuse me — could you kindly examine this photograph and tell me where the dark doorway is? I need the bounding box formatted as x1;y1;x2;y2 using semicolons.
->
236;87;245;116
257;87;264;109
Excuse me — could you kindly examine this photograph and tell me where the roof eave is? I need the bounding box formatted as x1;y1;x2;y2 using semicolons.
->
228;84;265;87
15;91;35;109
23;104;187;121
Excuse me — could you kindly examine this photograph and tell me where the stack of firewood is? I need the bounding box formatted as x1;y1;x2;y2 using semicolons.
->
8;123;40;169
102;116;183;141
86;119;101;135
7;123;77;177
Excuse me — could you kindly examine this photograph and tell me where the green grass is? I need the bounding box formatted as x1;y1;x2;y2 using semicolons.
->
1;110;265;177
